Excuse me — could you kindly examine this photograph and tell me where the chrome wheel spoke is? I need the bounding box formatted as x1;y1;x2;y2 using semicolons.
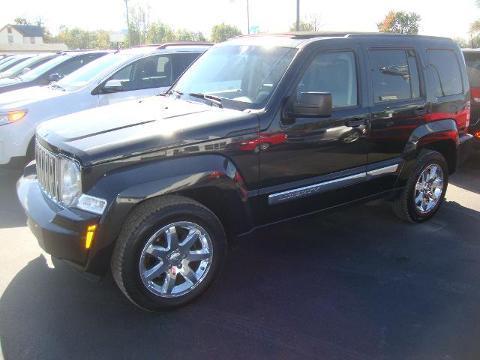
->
145;244;167;259
181;264;198;285
162;273;177;294
187;250;210;262
180;229;200;251
166;226;179;249
143;261;168;281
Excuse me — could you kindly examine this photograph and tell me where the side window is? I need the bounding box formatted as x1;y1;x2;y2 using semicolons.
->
50;57;85;77
172;53;200;81
369;49;421;103
129;55;173;90
297;51;358;108
427;49;463;97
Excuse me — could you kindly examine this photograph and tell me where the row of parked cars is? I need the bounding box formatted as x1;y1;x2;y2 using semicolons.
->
5;33;480;311
0;43;211;166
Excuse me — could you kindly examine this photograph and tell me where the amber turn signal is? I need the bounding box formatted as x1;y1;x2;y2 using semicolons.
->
85;225;97;249
475;131;480;139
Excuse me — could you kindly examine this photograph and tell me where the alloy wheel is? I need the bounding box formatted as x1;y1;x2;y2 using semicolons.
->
139;221;213;298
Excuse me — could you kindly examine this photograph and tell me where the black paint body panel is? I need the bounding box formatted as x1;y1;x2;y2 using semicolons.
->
19;33;474;275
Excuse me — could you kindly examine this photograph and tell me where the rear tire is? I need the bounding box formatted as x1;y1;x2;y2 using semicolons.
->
111;195;227;311
393;150;448;223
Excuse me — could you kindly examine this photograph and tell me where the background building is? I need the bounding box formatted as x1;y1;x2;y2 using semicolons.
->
0;24;67;53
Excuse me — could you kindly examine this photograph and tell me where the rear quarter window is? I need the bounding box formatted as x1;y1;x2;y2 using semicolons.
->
464;52;480;88
427;49;463;97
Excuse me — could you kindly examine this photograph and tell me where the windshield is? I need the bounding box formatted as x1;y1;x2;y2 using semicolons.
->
0;57;29;72
173;45;297;109
465;53;480;88
56;54;131;91
18;55;70;81
1;55;51;78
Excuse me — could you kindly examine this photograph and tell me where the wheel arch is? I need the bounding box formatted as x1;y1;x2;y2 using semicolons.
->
84;154;254;275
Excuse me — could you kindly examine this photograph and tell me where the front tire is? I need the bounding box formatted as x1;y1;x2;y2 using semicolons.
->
111;195;227;311
393;150;449;223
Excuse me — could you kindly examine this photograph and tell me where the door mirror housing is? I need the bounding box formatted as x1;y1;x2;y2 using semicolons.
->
291;92;332;118
103;79;124;93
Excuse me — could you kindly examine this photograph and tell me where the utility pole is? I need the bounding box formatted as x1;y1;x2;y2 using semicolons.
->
124;0;131;45
296;0;300;31
246;0;250;34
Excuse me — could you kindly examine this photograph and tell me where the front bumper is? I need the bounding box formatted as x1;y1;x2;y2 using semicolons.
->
17;164;101;268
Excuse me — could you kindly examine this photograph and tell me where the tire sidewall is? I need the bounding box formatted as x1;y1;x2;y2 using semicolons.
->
406;153;449;222
122;204;226;310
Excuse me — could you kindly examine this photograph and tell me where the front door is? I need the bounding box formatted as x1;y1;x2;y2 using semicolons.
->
97;54;173;106
257;46;371;224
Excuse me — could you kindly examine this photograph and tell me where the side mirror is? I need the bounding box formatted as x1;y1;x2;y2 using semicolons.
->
291;92;332;118
48;73;62;82
103;79;124;93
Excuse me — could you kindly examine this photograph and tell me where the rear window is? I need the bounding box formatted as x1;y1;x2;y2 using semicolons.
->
369;49;420;103
464;52;480;88
427;49;463;97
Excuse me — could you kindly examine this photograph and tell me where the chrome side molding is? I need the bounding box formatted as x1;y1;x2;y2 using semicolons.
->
268;163;400;205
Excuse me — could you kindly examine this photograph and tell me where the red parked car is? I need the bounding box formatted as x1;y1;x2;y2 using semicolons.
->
463;49;480;146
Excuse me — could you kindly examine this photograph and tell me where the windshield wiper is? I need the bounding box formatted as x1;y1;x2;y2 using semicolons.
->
167;89;183;97
188;92;223;108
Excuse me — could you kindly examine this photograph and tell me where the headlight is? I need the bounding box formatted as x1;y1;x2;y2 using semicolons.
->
0;109;28;125
59;157;82;205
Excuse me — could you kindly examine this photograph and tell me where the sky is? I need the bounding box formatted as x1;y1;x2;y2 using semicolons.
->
1;0;479;41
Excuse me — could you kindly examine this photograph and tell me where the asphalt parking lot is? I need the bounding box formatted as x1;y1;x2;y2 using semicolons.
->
0;154;480;360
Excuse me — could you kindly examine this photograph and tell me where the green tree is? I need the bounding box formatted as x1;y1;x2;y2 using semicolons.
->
290;15;322;32
210;23;241;43
175;29;206;41
377;10;421;35
14;17;29;25
146;22;175;43
128;4;150;46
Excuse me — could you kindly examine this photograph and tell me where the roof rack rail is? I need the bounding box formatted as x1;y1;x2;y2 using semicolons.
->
135;42;213;49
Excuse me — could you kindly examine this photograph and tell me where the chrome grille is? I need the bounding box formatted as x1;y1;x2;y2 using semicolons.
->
35;141;60;201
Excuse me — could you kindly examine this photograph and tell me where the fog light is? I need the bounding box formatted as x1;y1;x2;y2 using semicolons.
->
85;225;97;249
76;194;107;215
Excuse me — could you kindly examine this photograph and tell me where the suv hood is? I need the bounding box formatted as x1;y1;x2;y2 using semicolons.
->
37;96;259;166
0;86;66;110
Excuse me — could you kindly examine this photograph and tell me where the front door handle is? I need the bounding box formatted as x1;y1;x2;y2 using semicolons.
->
345;118;367;127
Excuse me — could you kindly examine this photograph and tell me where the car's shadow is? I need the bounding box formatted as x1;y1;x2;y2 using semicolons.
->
2;198;480;359
450;151;480;194
0;167;25;228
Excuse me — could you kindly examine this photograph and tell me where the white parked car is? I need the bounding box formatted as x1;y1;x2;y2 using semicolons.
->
0;43;211;166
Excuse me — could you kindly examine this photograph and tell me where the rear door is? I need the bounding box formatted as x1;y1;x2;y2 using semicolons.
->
367;47;426;190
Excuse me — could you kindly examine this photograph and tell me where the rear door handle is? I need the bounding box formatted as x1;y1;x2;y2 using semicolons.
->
414;106;427;115
345;118;367;127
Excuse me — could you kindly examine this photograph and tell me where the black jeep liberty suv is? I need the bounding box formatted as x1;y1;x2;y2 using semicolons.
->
17;33;473;311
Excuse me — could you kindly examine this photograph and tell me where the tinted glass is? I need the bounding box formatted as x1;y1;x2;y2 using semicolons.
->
174;45;297;109
171;53;201;80
464;52;480;88
297;51;357;108
0;55;55;78
370;49;420;103
427;49;463;96
50;54;103;77
58;54;131;91
105;54;173;92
